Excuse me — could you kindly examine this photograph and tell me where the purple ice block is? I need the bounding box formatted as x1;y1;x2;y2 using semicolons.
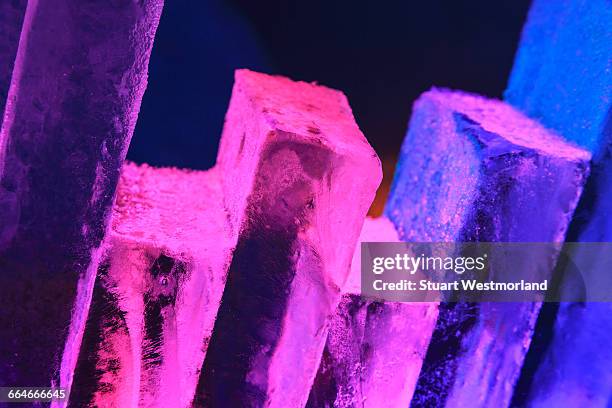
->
0;0;26;127
506;1;612;406
307;217;438;408
69;163;232;408
195;70;382;407
385;89;589;408
0;0;163;395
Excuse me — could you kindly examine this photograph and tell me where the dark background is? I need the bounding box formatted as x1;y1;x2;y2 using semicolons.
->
127;0;532;213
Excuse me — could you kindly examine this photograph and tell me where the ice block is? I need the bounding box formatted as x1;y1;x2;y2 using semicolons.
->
0;0;163;394
307;217;438;408
505;0;611;154
0;0;26;126
69;163;232;408
385;89;589;408
195;70;382;407
506;1;612;406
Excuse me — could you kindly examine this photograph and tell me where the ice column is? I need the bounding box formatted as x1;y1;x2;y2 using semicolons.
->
307;217;438;408
0;0;163;394
195;70;382;407
69;164;232;408
506;1;612;406
386;89;589;408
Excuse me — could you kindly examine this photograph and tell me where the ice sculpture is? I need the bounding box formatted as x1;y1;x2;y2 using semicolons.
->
506;1;612;406
308;217;438;408
195;70;382;407
385;89;589;408
69;164;231;407
0;0;163;396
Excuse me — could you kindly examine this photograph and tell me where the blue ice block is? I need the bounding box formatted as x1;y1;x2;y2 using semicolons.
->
505;0;612;154
506;1;612;406
384;89;589;408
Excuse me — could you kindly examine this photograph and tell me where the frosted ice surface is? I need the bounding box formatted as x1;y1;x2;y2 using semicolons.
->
385;89;589;408
196;70;382;408
308;217;438;408
0;0;163;395
70;163;231;408
506;1;612;406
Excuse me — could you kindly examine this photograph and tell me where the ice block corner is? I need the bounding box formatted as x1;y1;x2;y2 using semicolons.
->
216;69;382;277
387;89;589;245
197;70;382;407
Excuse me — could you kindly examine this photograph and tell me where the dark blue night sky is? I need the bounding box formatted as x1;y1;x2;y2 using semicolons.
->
128;0;531;170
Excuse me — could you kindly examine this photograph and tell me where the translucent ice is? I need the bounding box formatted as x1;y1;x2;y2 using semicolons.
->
196;70;382;407
0;0;163;394
386;89;590;408
69;164;232;408
506;1;612;406
308;217;438;408
506;0;612;154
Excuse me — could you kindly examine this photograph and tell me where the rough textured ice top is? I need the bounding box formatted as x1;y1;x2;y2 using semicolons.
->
217;69;382;251
111;162;229;255
231;69;377;159
423;88;591;162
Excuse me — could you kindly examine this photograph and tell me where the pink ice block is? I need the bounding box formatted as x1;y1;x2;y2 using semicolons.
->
69;163;233;408
216;69;381;269
197;70;382;407
308;217;438;408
